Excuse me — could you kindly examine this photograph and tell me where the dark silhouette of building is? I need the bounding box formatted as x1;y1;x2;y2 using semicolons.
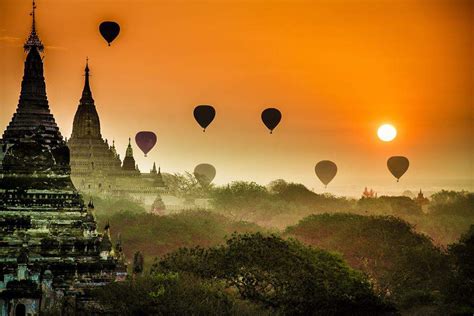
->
0;3;125;314
414;189;429;209
122;138;139;172
66;60;124;193
66;61;166;205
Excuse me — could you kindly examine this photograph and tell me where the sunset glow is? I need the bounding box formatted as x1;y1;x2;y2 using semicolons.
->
0;0;472;194
0;2;472;313
377;124;397;142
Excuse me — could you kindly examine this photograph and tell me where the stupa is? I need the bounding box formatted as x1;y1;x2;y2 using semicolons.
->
0;2;125;314
66;64;166;202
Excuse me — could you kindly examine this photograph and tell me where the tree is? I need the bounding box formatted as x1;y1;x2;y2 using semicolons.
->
429;190;474;217
95;272;265;315
357;196;422;216
443;225;474;313
162;172;209;200
211;180;352;222
155;233;393;315
133;251;144;275
286;213;449;308
210;181;279;220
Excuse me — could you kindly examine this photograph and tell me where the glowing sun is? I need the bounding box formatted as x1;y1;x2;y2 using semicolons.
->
377;124;397;142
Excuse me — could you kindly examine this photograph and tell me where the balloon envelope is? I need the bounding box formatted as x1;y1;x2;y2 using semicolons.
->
315;160;338;187
387;156;409;181
194;163;216;186
193;105;216;131
135;131;157;156
99;21;120;46
261;108;281;133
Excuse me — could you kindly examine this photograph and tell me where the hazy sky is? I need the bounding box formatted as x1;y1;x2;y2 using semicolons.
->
0;0;472;196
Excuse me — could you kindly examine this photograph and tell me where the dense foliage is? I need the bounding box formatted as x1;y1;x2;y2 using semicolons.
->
211;180;352;223
429;190;473;217
357;195;422;216
89;186;473;314
162;172;211;200
95;272;265;315
285;213;448;308
96;209;261;265
210;182;472;245
443;225;474;314
153;233;393;315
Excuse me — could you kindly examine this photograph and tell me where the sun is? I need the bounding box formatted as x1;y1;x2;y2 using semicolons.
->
377;124;397;142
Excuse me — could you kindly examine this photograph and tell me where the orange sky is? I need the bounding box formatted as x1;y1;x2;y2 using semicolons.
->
0;0;472;195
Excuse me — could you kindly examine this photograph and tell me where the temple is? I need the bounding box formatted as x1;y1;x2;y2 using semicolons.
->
414;189;429;210
0;3;125;314
362;187;377;199
67;63;166;205
66;60;123;191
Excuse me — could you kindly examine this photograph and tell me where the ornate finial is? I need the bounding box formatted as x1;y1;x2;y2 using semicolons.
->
24;0;44;52
125;138;134;158
80;57;94;103
31;0;37;33
85;57;90;73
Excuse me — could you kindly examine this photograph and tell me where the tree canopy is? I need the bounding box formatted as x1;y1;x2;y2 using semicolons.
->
285;213;448;308
154;233;392;315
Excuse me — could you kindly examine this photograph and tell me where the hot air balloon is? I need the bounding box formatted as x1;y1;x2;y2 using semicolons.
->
99;21;120;46
193;105;216;132
315;160;337;188
194;163;216;187
135;131;157;157
387;156;409;182
261;108;281;134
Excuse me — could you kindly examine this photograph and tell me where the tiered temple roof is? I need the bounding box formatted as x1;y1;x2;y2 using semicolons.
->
122;138;137;171
67;61;122;184
0;3;125;313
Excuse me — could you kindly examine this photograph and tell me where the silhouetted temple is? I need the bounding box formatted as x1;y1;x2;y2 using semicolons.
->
66;60;123;192
66;62;166;204
0;4;125;314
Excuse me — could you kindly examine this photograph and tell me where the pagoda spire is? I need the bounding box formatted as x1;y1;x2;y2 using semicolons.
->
80;57;94;104
125;138;133;157
70;58;102;139
122;138;137;171
2;0;63;145
24;0;44;53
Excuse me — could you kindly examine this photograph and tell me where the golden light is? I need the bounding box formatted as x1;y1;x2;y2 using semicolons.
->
377;124;397;142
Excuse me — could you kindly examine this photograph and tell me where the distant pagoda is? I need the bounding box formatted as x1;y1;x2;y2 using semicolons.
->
0;2;125;314
67;67;166;200
67;59;122;191
122;138;139;172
